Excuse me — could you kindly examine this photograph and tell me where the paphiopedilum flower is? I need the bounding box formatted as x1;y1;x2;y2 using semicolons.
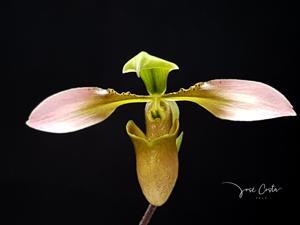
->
27;51;296;207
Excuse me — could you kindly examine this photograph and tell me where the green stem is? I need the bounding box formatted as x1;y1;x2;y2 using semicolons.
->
139;204;157;225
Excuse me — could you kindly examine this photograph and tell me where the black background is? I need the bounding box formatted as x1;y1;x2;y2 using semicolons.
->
8;0;299;225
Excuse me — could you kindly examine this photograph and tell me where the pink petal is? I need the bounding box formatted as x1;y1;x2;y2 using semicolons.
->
26;88;112;133
166;79;296;121
26;87;147;133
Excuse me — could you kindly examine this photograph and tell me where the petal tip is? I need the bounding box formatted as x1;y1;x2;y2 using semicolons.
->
289;109;297;116
25;119;64;133
25;119;32;128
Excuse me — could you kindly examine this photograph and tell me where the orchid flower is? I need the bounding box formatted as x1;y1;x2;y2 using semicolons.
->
26;51;296;223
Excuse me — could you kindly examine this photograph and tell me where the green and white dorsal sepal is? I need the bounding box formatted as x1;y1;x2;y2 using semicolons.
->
123;51;179;95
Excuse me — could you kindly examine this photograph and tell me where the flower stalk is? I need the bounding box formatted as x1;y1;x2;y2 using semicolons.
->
139;204;157;225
